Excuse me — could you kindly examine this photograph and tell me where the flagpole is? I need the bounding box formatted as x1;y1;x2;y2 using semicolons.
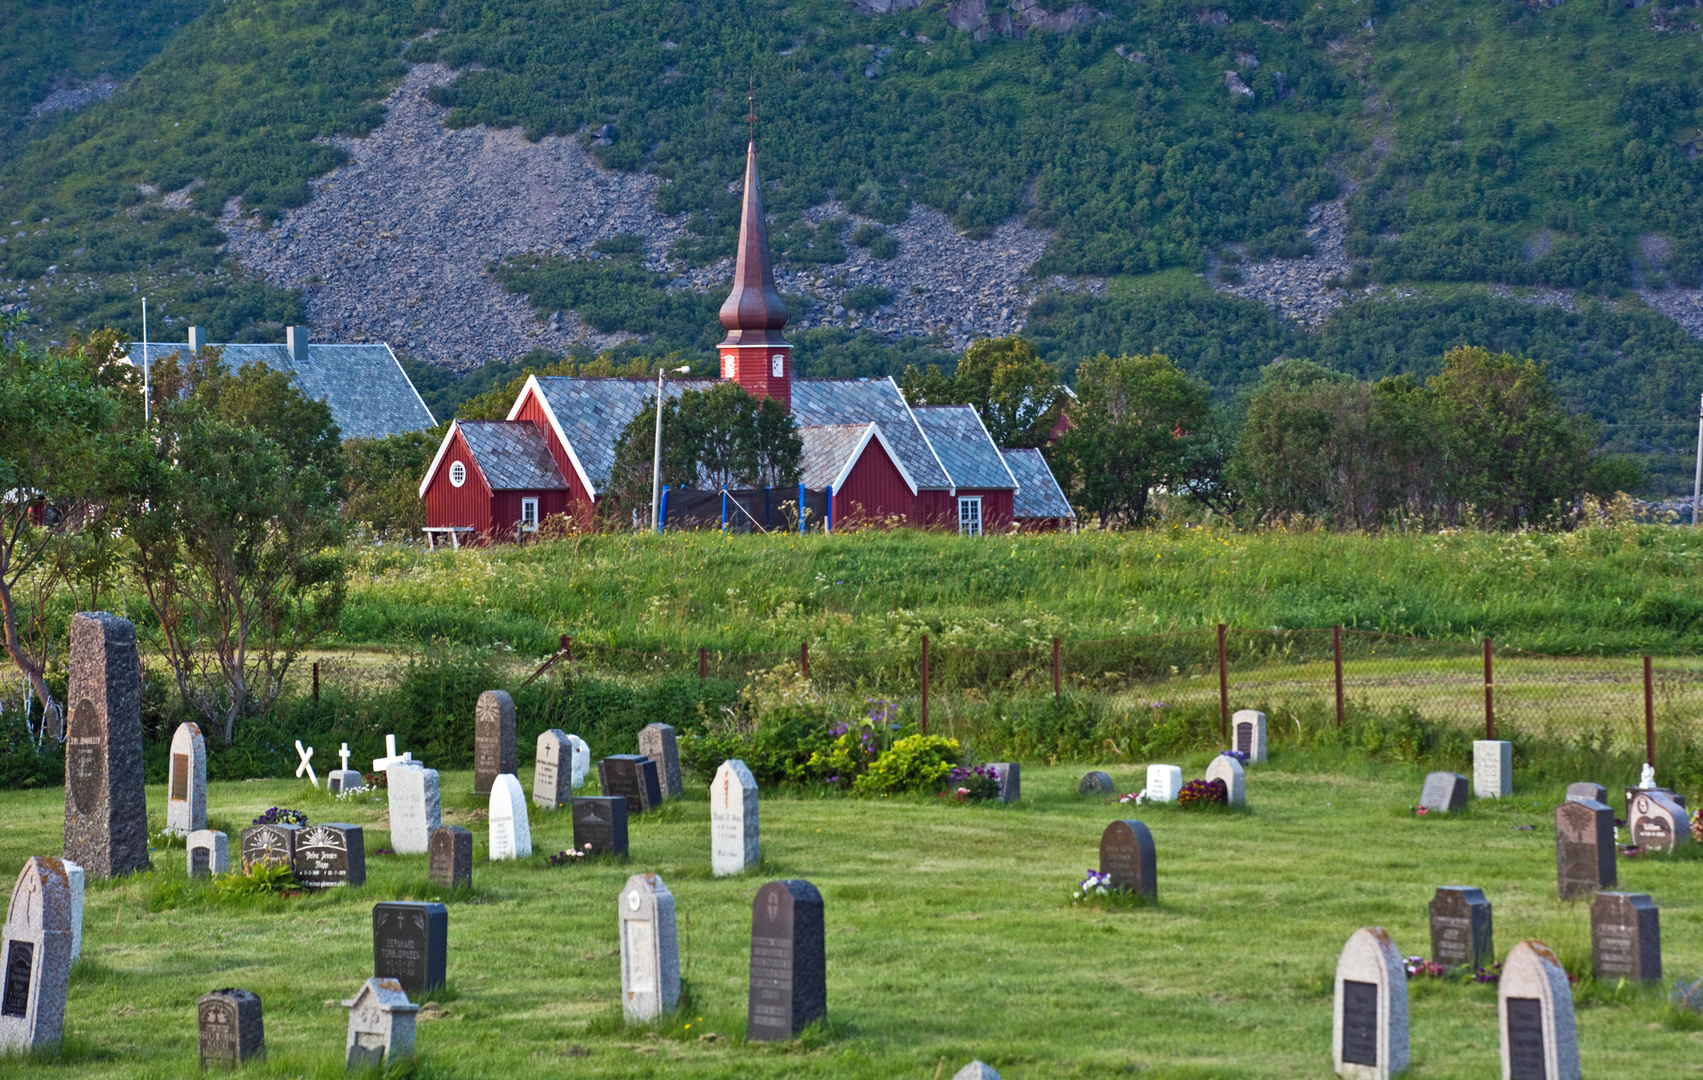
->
142;297;150;424
1692;390;1701;529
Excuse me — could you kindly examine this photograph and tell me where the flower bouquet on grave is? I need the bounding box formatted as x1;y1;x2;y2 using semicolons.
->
1176;778;1227;809
1403;956;1448;979
1068;869;1146;910
548;845;593;866
1471;961;1503;984
252;806;308;826
937;765;1000;803
1219;749;1249;764
1110;791;1146;805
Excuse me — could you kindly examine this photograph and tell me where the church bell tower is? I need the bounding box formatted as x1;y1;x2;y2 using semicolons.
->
717;107;791;410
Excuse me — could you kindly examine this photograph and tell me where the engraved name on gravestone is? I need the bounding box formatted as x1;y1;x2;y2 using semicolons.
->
619;873;680;1022
1098;820;1157;901
0;857;73;1053
637;724;683;798
1564;782;1606;805
428;826;473;890
1499;941;1580;1080
472;690;517;797
197;988;264;1069
572;797;629;856
1079;771;1114;795
1418;772;1469;813
187;830;228;878
240;823;300;874
533;729;574;809
166;722;207;835
1332;926;1408;1080
711;760;759;876
1473;740;1513;799
387;763;441;855
64;612;148;878
1429;887;1493;971
1145;764;1182;804
293;824;366;889
1232;709;1267;763
1629;790;1690;854
1591;892;1660;983
1205;754;1246;807
372;902;447;998
599;756;663;813
342;977;417;1072
488;774;532;860
747;880;826;1042
1554;798;1616;901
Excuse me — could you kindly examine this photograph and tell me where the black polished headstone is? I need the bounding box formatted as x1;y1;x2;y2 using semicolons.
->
292;824;365;889
1079;771;1114;795
197;988;264;1069
1098;819;1157;901
746;880;825;1042
598;756;662;812
1429;886;1493;970
1339;980;1379;1067
571;797;629;856
1554;798;1616;901
372;902;447;997
239;823;301;875
428;826;473;890
1591;892;1660;982
1504;997;1546;1080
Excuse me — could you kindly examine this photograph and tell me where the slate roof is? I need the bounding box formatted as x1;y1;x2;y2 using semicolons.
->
791;378;951;489
798;424;875;490
910;405;1015;491
1003;448;1076;520
527;377;716;493
457;421;567;491
124;342;435;440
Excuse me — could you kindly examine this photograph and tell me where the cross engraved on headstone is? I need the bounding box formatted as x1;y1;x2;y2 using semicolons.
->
428;826;473;890
711;760;760;876
746;880;826;1042
0;856;73;1053
63;612;148;878
372;902;448;998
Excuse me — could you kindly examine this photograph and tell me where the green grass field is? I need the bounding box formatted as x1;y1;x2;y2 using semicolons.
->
2;757;1697;1078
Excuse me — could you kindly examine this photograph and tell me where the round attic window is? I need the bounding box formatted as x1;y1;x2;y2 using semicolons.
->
449;461;467;488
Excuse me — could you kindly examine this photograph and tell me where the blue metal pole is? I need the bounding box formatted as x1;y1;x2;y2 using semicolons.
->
659;486;668;533
826;484;833;534
721;490;728;532
798;483;806;535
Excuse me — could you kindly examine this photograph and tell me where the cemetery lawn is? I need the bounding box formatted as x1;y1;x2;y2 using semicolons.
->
0;760;1698;1079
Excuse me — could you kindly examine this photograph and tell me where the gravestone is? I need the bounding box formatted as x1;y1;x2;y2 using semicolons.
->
293;824;366;889
187;830;228;879
428;826;473;890
573;797;629;856
533;729;574;809
567;733;591;789
619;873;680;1021
1079;771;1114;795
239;823;300;874
328;743;364;795
1473;740;1512;799
1232;709;1267;763
62;861;83;963
637;723;683;798
953;1064;1001;1080
1554;798;1616;900
1564;782;1606;805
711;759;760;876
1591;892;1660;983
1499;940;1580;1080
1628;789;1690;854
488;774;532;860
1145;764;1182;804
166;722;207;835
342;977;418;1071
63;612;149;878
1099;820;1157;901
372;902;448;997
0;856;73;1052
989;762;1021;803
1623;784;1684;817
1418;772;1468;813
1205;754;1246;807
197;988;264;1069
599;755;663;813
387;763;441;855
472;690;518;797
1428;886;1493;970
747;880;826;1042
1332;926;1408;1080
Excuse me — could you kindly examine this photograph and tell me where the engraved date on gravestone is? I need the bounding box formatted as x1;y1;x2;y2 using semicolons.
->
1506;997;1547;1080
749;936;794;1027
2;940;34;1018
1340;979;1379;1067
171;752;189;802
1236;724;1253;756
198;1000;239;1064
68;699;103;815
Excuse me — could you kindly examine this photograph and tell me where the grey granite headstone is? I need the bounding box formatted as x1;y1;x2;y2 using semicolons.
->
187;830;228;878
372;902;447;998
1232;709;1267;763
711;760;759;876
62;861;83;963
1079;771;1114;795
572;797;629;856
239;823;300;874
1428;886;1493;970
1418;772;1468;813
0;857;73;1052
387;763;441;855
1205;754;1246;807
988;762;1020;803
472;690;517;797
598;755;663;812
1591;892;1660;983
952;1064;1001;1080
1098;820;1156;901
197;987;263;1069
428;826;473;890
619;873;680;1021
63;612;148;878
327;770;364;795
1628;789;1690;854
1564;782;1606;805
1473;739;1512;799
342;977;417;1071
637;724;683;797
747;879;826;1042
533;729;574;809
1554;798;1615;901
293;823;365;889
1499;940;1580;1080
166;721;207;835
1332;926;1407;1080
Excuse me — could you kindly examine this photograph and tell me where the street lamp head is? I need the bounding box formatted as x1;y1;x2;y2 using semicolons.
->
673;365;691;373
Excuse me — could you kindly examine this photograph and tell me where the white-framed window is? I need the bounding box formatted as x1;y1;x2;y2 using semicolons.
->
449;461;467;488
721;352;736;378
958;496;982;536
520;498;539;531
770;353;785;377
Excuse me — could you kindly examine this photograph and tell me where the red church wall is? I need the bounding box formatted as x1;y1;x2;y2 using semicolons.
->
425;427;494;533
510;389;596;524
492;490;572;537
912;489;1013;532
831;437;916;527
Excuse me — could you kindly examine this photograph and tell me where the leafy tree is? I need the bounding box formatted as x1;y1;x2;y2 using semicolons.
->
341;423;450;537
606;384;803;510
900;335;1067;449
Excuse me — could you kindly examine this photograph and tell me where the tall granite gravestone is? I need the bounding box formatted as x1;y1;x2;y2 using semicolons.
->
1554;798;1616;901
1418;772;1469;813
533;729;574;809
187;830;228;878
64;612;148;878
0;856;73;1052
293;824;366;889
1591;892;1660;982
428;826;473;890
747;880;826;1042
1628;789;1690;854
1474;740;1512;799
472;690;518;797
197;988;264;1069
953;1064;1001;1080
573;797;629;856
166;722;207;835
1205;754;1246;807
1499;941;1580;1080
1428;886;1493;971
1564;782;1606;805
1079;771;1114;795
638;724;683;798
372;902;448;997
1332;926;1408;1080
62;861;84;963
1099;820;1157;901
619;873;680;1021
599;756;663;813
488;774;532;860
1232;709;1268;763
989;763;1021;803
711;760;760;876
1145;764;1182;804
387;763;441;855
240;823;301;874
342;977;417;1071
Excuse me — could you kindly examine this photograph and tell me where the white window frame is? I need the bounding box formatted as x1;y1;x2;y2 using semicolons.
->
520;497;539;531
449;461;467;488
771;353;785;377
958;496;982;537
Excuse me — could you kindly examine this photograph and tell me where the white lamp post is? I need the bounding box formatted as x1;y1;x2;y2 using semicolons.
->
651;365;692;532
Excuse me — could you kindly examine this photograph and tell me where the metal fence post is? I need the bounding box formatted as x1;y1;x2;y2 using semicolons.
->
1332;625;1344;729
312;661;319;706
1052;636;1061;700
801;642;809;680
921;634;930;735
1483;637;1494;740
1216;623;1229;739
563;634;572;664
699;646;707;681
1644;655;1655;769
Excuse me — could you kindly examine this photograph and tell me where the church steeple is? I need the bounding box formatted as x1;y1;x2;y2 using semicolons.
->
717;95;791;409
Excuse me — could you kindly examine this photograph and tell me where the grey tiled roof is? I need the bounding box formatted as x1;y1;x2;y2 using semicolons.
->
124;342;435;440
911;405;1015;490
791;378;951;489
457;421;567;491
1003;448;1075;519
530;377;716;492
798;424;872;489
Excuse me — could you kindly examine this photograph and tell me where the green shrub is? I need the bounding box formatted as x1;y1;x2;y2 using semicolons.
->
843;285;893;314
868;234;900;260
854;734;960;795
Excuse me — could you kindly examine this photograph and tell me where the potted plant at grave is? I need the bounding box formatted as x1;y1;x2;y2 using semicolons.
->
1175;778;1227;808
937;764;1001;803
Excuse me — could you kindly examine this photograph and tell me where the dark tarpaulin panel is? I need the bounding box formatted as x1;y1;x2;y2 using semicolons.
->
660;487;831;532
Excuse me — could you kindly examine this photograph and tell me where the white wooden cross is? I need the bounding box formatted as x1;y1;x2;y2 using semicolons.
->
295;740;318;788
372;734;413;772
339;742;351;772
